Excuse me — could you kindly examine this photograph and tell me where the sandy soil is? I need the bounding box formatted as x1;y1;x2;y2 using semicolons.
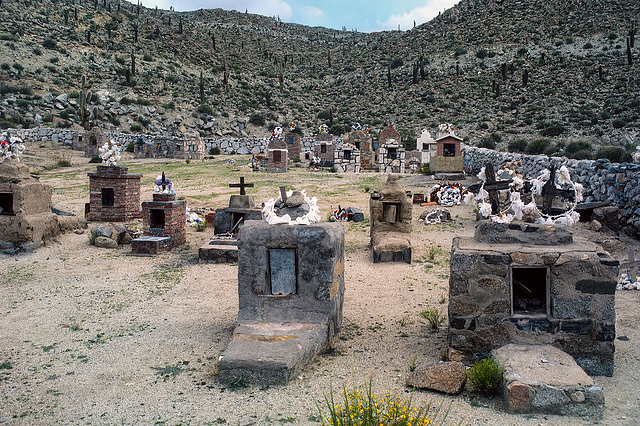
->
1;146;639;425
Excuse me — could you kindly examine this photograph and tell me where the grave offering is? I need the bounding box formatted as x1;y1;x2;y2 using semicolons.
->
199;177;261;263
448;220;618;378
377;122;405;174
370;175;412;263
419;208;451;224
131;173;186;254
267;127;288;173
0;133;62;251
429;182;468;206
87;139;142;221
218;189;344;386
430;123;463;175
329;206;364;222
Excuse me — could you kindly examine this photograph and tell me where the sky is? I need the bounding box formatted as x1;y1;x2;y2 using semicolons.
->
130;0;461;32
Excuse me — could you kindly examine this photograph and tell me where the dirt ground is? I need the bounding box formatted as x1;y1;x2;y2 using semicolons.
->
1;145;639;425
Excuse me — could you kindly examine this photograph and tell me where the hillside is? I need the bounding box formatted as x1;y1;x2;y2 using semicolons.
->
0;0;639;156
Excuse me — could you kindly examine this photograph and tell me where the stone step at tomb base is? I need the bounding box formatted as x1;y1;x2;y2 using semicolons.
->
198;240;239;264
493;344;604;419
130;236;171;255
217;322;330;387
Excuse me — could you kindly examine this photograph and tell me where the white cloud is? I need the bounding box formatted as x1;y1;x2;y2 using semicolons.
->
377;0;459;31
302;5;324;19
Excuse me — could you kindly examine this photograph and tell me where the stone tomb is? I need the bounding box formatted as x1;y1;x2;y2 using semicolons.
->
87;165;142;221
448;221;618;377
345;129;374;170
378;139;406;174
0;159;61;249
218;221;345;386
333;143;361;173
267;139;288;173
314;133;335;166
84;127;107;158
283;131;302;161
200;178;262;263
131;193;186;254
430;132;463;174
369;175;412;263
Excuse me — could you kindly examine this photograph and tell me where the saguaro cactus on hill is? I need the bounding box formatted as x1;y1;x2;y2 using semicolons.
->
78;75;93;130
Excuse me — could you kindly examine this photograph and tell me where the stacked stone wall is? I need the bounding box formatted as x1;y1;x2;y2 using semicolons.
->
463;145;640;234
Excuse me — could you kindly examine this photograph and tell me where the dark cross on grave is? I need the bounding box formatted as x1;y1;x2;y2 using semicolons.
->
483;163;512;215
229;176;254;196
161;171;167;192
540;165;575;215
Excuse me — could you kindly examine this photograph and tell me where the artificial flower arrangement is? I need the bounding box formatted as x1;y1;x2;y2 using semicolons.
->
0;132;25;163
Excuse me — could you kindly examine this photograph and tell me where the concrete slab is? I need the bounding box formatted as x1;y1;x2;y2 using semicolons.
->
218;323;328;387
493;344;604;418
131;236;171;255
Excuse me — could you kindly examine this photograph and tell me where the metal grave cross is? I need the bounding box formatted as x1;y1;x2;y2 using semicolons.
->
229;176;254;195
483;163;512;215
161;171;167;191
540;165;575;215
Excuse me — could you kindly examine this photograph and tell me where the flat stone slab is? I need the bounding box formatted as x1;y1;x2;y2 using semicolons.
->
131;236;171;255
218;323;329;387
198;242;238;263
406;361;467;394
493;344;604;418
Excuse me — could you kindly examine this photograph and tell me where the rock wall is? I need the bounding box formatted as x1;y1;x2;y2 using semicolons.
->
8;127;325;156
463;145;640;234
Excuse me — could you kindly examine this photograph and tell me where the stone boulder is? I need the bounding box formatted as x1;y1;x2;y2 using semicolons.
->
94;236;118;249
406;361;467;394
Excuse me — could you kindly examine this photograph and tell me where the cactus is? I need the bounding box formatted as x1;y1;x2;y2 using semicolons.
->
627;37;633;65
630;22;636;48
199;70;204;103
412;61;418;84
501;62;507;80
387;64;391;88
131;49;136;76
133;23;138;43
278;65;284;91
77;75;93;130
179;18;183;34
329;107;333;127
87;30;91;44
328;49;331;67
523;69;529;87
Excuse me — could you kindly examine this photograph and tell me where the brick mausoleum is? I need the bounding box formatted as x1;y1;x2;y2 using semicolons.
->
87;165;142;221
131;192;186;254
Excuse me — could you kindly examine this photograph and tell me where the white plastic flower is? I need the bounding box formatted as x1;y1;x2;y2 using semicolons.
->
463;192;475;205
478;202;492;218
557;166;572;186
477;167;486;182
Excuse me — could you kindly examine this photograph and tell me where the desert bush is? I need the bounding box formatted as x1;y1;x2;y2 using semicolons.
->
209;147;221;155
526;138;551;154
595;146;632;163
475;48;487;59
477;138;496;149
89;155;101;163
319;378;449;426
541;124;566;137
565;140;592;158
197;104;213;115
507;138;528;153
249;112;265;126
467;358;503;396
419;308;446;330
126;142;134;153
42;38;57;49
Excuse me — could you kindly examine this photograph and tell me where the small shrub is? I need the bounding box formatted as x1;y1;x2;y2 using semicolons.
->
517;47;528;56
185;158;191;164
420;163;431;174
126;141;134;152
583;41;594;49
33;47;42;56
130;124;142;132
42;38;57;49
477;138;496;149
389;58;404;69
194;221;207;232
565;140;592;158
467;358;503;396
319;378;447;426
526;138;551;154
595;146;631;163
541;124;566;137
454;47;467;57
475;48;488;59
89;155;101;163
612;118;626;128
507;138;528;153
249;112;265;126
88;229;98;245
419;308;446;330
197;104;213;115
328;166;337;173
55;155;72;167
209;147;221;155
142;53;154;61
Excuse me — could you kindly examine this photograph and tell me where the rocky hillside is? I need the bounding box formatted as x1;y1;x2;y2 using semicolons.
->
0;0;639;155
